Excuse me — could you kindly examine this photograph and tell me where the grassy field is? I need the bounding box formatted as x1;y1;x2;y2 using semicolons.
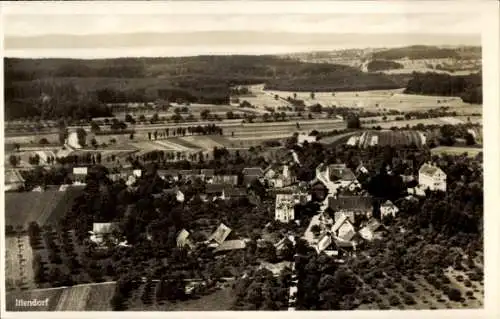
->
5;188;84;227
347;130;425;148
5;235;36;291
85;282;116;311
431;146;483;157
128;285;235;311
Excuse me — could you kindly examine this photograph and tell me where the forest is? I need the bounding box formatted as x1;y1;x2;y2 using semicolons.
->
404;72;482;104
366;60;404;72
4;56;406;120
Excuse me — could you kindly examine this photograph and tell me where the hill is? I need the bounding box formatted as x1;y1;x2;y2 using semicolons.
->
371;45;480;60
4;56;405;120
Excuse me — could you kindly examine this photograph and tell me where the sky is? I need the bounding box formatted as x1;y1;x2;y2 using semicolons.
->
2;7;483;58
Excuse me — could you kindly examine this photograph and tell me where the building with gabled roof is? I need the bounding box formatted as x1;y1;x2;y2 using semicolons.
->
242;167;264;176
328;195;373;219
326;164;357;182
211;175;239;186
359;219;385;241
418;163;446;191
207;223;232;245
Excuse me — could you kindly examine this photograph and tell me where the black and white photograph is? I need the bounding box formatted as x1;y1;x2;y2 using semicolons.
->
1;0;499;316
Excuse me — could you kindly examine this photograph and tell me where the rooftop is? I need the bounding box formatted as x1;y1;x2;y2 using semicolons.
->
419;163;445;177
242;167;264;176
328;195;373;212
213;240;246;253
208;223;232;244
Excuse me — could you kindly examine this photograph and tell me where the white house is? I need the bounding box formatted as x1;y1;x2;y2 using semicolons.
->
275;193;310;223
331;213;356;242
359;219;385;241
380;200;399;219
418;163;447;192
266;165;296;188
89;223;118;246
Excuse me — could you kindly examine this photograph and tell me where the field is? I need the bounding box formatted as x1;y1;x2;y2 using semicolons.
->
128;284;235;311
6;235;36;291
431;146;483;158
6;283;116;311
5;187;84;227
346;130;426;148
261;87;481;115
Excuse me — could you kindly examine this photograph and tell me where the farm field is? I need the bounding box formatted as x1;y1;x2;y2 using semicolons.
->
431;146;482;158
55;285;92;311
261;87;481;114
84;282;116;311
128;285;235;311
5;187;84;227
5;235;36;291
346;130;426;148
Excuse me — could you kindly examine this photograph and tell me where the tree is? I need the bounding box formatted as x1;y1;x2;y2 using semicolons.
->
9;155;18;167
76;128;87;147
125;114;134;123
39;138;49;145
311;225;321;236
226;111;235;119
346;114;361;129
90;121;101;133
201;109;210;120
310;92;315;100
151;113;160;124
465;133;475;145
129;133;134;140
14;143;21;152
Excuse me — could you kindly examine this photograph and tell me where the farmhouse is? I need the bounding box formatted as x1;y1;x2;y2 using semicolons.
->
380;200;399;220
275;193;310;223
5;169;25;191
418;163;447;191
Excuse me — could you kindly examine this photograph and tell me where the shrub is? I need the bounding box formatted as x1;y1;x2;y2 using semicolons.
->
446;288;462;302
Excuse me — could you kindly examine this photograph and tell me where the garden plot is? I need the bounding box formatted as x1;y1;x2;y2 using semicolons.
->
180;136;226;150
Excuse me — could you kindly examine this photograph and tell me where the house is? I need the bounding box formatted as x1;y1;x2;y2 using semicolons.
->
316;234;333;254
328;195;373;221
207;223;232;245
418;163;447;191
213;240;247;254
359;219;385;241
211;175;239;186
275;193;310;223
176;229;194;249
380;200;399;219
326;164;358;185
297;134;317;145
89;223;118;246
274;236;294;252
108;172;128;182
223;187;246;200
157;169;180;181
133;169;142;178
407;186;426;197
205;184;226;199
125;175;137;187
5;169;25;191
331;213;356;242
72;167;88;184
265;165;296;188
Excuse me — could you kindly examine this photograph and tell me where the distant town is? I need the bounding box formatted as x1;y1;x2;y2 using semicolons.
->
4;45;483;311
